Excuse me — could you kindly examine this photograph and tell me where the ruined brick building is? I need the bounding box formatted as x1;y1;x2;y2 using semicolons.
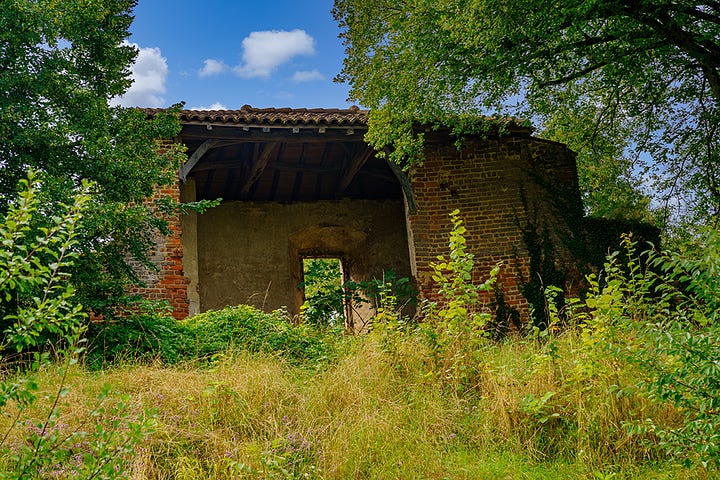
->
137;106;585;328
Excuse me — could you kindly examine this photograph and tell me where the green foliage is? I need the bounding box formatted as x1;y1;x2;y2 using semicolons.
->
0;174;153;478
427;209;496;328
333;0;720;226
422;209;499;388
3;387;153;480
540;98;657;223
364;275;414;360
299;256;418;332
580;232;720;467
182;306;338;366
259;432;323;480
0;0;185;314
0;173;87;352
85;301;189;368
344;269;418;330
55;334;712;478
87;304;342;368
518;221;569;332
299;258;344;328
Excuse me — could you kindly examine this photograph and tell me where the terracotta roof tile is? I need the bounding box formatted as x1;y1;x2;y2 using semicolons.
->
143;105;368;127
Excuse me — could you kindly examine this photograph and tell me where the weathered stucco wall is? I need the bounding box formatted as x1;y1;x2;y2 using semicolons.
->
193;199;412;319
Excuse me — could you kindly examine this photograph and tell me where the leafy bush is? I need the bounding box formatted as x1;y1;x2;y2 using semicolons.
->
580;232;720;467
420;209;499;389
85;304;341;368
299;258;344;327
299;257;418;331
181;305;338;365
345;269;418;325
0;173;153;478
85;302;190;368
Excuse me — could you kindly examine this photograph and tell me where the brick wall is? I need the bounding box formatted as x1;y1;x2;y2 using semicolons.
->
127;183;190;319
133;131;581;324
408;132;582;323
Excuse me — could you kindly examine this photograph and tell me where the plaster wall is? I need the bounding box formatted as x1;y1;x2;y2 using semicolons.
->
195;199;412;318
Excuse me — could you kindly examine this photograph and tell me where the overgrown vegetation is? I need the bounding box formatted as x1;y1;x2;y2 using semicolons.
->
298;257;417;331
333;0;720;230
86;304;341;369
0;174;153;478
299;258;345;327
2;0;714;477
0;0;187;315
3;179;720;477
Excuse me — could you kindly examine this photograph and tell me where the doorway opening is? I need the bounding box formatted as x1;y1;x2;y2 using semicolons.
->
299;257;349;328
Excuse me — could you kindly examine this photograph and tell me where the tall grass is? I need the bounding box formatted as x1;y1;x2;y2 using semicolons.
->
3;199;718;478
0;331;710;479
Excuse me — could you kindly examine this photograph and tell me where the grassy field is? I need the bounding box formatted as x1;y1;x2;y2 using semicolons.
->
3;330;715;479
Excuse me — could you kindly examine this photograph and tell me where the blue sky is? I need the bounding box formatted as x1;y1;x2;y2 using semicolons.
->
113;1;353;110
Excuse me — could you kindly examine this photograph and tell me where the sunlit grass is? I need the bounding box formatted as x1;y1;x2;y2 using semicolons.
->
1;331;712;479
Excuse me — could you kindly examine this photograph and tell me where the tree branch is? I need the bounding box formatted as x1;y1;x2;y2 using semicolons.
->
629;8;720;100
538;62;608;87
673;5;720;25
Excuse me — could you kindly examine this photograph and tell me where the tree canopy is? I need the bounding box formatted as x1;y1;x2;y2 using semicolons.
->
0;0;185;313
333;0;720;227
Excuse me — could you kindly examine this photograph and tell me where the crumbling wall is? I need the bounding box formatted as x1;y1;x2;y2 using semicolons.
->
407;134;582;325
132;133;582;327
128;183;190;320
193;199;412;321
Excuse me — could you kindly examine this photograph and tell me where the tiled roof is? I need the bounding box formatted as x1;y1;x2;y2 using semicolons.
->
143;105;368;127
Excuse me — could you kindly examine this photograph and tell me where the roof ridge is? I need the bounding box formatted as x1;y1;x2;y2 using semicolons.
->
142;106;370;127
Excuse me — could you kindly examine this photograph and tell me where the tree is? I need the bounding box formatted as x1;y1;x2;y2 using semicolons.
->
333;0;720;228
300;258;345;327
0;0;185;313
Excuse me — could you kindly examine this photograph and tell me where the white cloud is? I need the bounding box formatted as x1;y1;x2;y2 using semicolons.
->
233;29;315;79
199;59;227;77
188;102;227;110
292;69;324;82
111;44;168;107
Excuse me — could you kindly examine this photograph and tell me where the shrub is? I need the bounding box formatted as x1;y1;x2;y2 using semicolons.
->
299;258;345;327
85;304;341;368
181;305;339;365
420;209;499;389
581;232;720;467
84;302;190;368
0;173;153;478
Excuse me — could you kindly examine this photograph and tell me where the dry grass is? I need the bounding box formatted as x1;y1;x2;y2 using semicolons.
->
0;333;713;479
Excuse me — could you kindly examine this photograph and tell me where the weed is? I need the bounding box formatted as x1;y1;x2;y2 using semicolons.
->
0;173;153;478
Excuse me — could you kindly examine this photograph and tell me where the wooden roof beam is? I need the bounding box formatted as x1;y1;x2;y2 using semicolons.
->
335;145;374;196
241;142;279;195
179;139;236;181
180;124;366;143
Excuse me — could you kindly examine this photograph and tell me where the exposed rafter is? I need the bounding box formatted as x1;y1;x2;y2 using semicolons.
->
241;142;279;196
291;143;307;201
179;139;236;181
335;145;375;195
